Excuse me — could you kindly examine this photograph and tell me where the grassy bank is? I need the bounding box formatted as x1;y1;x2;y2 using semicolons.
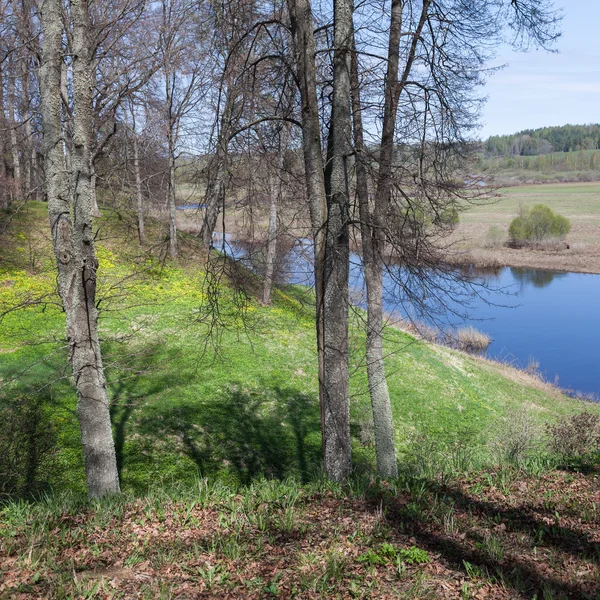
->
450;182;600;273
1;201;594;496
1;201;599;597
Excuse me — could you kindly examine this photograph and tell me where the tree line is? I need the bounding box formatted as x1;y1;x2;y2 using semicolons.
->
485;124;600;157
0;0;560;498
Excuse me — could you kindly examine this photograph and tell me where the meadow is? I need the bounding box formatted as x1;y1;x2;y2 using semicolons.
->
451;182;600;273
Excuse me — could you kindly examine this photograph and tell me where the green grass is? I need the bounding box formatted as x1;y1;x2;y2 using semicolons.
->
460;181;600;226
0;201;598;497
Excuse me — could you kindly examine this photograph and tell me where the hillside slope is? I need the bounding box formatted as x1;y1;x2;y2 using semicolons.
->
0;201;596;496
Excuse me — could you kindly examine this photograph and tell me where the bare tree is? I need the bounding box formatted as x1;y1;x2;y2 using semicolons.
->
40;0;120;498
155;0;208;258
348;0;560;477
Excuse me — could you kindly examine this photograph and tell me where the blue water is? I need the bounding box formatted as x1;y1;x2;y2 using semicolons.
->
225;236;600;397
177;203;207;210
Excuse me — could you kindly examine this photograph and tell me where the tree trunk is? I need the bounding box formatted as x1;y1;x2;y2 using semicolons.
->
167;136;178;257
320;0;353;481
40;0;120;499
200;91;233;249
262;174;279;305
351;22;398;478
287;0;328;469
22;69;33;198
0;65;7;210
8;61;21;200
200;145;226;249
133;130;145;244
262;124;290;305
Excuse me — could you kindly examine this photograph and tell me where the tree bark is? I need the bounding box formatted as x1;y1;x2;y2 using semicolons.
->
262;124;290;305
287;0;328;469
132;126;145;244
321;0;353;481
167;135;178;257
40;0;120;499
8;59;21;200
22;69;33;198
90;168;101;217
0;64;7;210
350;37;398;478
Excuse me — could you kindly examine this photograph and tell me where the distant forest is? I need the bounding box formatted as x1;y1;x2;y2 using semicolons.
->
484;124;600;157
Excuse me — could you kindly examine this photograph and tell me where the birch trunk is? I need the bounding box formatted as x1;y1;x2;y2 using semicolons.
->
22;70;33;197
133;130;145;244
287;0;328;467
167;139;178;257
351;21;398;478
40;0;120;498
262;175;279;305
0;66;7;210
8;64;21;199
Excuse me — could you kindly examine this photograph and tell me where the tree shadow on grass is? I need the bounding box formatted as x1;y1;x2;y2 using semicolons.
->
380;478;599;599
105;342;185;479
135;383;322;485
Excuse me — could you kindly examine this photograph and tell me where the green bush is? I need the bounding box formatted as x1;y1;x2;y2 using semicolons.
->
508;203;571;244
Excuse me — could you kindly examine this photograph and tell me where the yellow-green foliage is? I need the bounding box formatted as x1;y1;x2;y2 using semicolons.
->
0;201;597;495
509;203;571;243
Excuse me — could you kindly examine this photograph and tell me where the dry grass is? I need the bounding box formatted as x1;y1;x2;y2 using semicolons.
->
450;326;491;353
450;182;600;273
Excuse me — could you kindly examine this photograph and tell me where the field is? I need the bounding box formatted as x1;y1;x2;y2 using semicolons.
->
451;182;600;273
1;202;599;598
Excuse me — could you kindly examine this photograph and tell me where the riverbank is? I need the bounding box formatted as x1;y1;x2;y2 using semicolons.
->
446;222;600;274
448;181;600;274
2;201;598;495
2;202;600;598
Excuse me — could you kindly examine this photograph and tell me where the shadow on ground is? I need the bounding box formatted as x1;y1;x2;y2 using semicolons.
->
377;477;599;599
133;383;322;486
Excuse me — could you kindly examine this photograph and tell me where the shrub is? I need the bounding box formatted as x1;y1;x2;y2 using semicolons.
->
484;225;506;249
509;204;571;245
452;326;491;353
546;411;600;463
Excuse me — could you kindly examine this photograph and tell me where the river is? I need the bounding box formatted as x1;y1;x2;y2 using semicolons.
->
224;236;600;399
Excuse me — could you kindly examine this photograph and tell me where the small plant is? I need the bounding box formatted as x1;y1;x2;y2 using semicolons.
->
547;411;600;464
509;203;571;246
494;406;543;465
357;549;387;566
397;546;430;565
357;544;429;568
484;225;506;248
475;533;505;562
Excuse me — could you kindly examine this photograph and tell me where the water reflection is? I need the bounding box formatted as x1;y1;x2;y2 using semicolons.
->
509;267;569;289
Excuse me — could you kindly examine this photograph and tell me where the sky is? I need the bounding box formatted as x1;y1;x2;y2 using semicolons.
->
478;0;600;139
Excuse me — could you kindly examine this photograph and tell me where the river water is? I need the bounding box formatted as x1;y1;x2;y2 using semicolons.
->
225;236;599;398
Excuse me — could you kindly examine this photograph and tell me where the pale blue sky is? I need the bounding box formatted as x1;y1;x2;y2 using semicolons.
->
479;0;599;138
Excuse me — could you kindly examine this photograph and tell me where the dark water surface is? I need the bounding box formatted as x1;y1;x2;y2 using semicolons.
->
226;236;599;398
